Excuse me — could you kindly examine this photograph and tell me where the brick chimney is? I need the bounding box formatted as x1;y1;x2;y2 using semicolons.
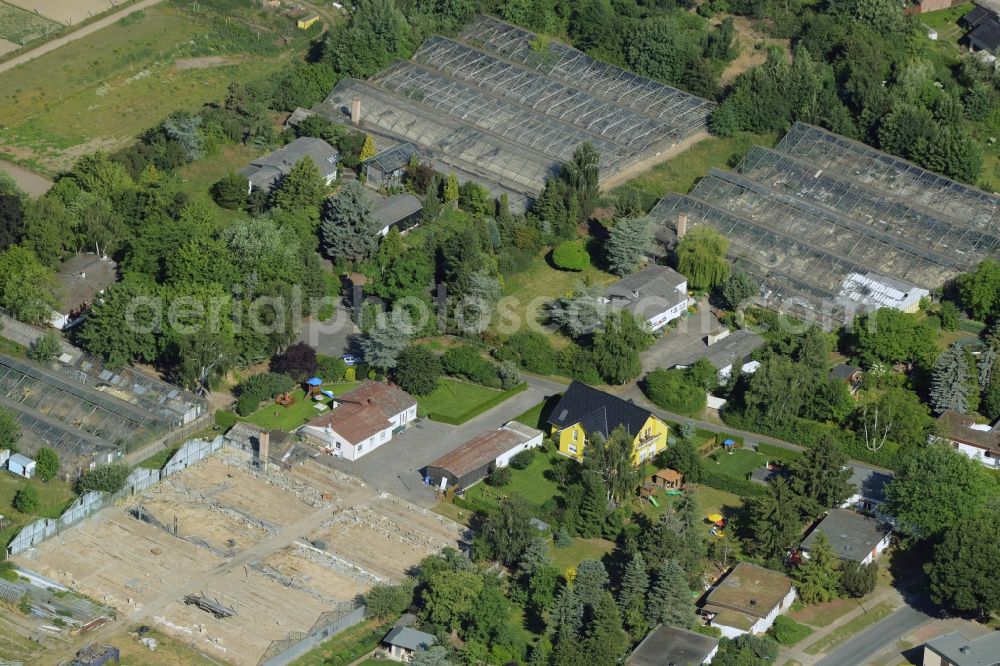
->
258;430;270;471
677;213;688;240
350;97;361;126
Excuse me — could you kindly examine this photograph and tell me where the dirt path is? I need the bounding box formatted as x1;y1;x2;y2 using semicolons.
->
0;159;53;196
0;0;164;75
600;130;711;192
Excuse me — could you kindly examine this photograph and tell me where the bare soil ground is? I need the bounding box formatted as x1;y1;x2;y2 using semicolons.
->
0;159;52;195
174;56;239;70
0;38;20;56
6;0;119;25
14;452;464;666
720;16;792;86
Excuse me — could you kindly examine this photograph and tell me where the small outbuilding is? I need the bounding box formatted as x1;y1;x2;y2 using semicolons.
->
424;421;543;492
70;643;120;666
7;453;36;479
626;625;718;666
648;468;683;490
373;193;423;237
51;253;118;330
381;626;435;662
800;509;891;565
363;142;418;190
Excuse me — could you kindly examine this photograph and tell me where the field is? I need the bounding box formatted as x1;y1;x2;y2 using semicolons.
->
0;473;77;546
6;0;122;25
243;382;360;432
13;452;464;665
494;250;616;349
0;3;317;174
0;1;60;45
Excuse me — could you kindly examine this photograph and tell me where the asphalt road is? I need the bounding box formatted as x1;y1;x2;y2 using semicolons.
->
814;602;934;666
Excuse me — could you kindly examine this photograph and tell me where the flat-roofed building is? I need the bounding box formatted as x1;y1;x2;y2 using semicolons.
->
699;562;796;638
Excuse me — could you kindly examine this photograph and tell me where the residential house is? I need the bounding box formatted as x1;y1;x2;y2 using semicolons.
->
50;253;117;330
241;137;339;194
669;329;764;384
7;453;36;479
603;265;691;332
922;630;1000;666
837;271;929;314
828;363;863;395
547;381;668;464
962;3;1000;58
373;193;423;237
626;625;719;666
381;627;435;662
299;381;417;461
799;509;891;565
424;421;543;492
935;410;1000;469
364;142;418;190
698;562;796;639
842;463;894;511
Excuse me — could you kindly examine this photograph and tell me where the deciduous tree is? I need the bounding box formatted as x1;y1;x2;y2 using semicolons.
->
393;346;442;396
925;508;1000;616
34;447;60;482
676;226;730;291
0;246;56;325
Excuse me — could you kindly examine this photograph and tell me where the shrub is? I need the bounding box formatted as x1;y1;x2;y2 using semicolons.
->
77;463;130;494
552;240;591;271
12;486;39;513
234;372;296;415
486;465;512;487
211;172;248;210
557;344;602;384
643;368;707;415
554;528;572;548
270;342;318;381
767;616;813;646
394;346;443;396
840;561;878;598
508;331;557;375
27;332;61;363
214;410;238;430
441;346;500;387
498;360;520;390
236;394;259;417
34;447;59;482
509;448;536;470
316;354;347;382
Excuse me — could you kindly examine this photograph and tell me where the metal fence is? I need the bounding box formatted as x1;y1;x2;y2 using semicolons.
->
6;436;226;556
258;603;367;666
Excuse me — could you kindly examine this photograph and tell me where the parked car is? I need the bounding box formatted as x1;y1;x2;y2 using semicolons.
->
342;354;358;366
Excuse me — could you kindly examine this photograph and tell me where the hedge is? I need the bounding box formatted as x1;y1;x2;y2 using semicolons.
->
644;368;707;415
697;462;768;498
425;382;529;425
755;442;802;463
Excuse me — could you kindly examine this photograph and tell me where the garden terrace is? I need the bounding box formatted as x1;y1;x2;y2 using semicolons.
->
315;14;713;210
776;122;1000;232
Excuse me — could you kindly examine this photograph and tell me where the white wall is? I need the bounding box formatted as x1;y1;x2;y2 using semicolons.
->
954;441;1000;468
495;432;544;468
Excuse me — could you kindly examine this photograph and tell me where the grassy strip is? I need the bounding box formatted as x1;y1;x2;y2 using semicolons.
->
423;381;528;425
803;601;896;655
293;618;388;666
137;444;181;471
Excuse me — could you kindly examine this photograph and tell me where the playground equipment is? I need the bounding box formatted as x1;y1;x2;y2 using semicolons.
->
275;392;295;406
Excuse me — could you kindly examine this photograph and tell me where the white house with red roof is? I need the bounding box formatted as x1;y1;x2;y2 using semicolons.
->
298;381;417;461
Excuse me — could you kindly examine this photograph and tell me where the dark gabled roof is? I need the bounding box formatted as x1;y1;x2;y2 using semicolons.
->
800;509;890;562
962;5;995;29
969;18;1000;51
547;381;653;439
828;364;861;381
626;625;718;666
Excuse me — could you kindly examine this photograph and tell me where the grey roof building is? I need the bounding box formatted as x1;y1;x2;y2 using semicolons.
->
52;253;118;329
364;142;418;190
241;137;339;193
604;265;690;331
923;630;1000;666
800;509;891;563
626;625;719;666
373;193;423;236
382;626;435;661
845;463;893;506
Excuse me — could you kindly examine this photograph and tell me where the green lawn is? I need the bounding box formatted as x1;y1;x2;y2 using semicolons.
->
704;447;769;480
920;4;974;38
612;131;777;210
417;377;515;423
0;474;77;546
512;395;562;431
243;382;359;432
492;249;616;349
0;2;60;46
464;448;561;509
803;601;897;655
175;143;263;224
549;537;616;573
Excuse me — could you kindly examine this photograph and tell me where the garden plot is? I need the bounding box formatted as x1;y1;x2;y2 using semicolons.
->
6;0;116;25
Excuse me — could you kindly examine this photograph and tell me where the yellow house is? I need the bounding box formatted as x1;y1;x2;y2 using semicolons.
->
547;381;668;464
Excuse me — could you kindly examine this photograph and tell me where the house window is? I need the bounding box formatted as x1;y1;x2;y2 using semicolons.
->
572;430;579;441
644;427;652;439
985;451;993;458
568;444;578;454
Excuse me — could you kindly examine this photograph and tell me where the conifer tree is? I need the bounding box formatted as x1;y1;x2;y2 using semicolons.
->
646;560;693;628
795;532;841;604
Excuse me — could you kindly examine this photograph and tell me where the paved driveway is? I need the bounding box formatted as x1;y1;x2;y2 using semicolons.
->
641;305;721;372
314;376;565;507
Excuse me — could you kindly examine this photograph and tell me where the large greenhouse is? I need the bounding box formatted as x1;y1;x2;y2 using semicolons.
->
648;122;1000;326
313;14;714;211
